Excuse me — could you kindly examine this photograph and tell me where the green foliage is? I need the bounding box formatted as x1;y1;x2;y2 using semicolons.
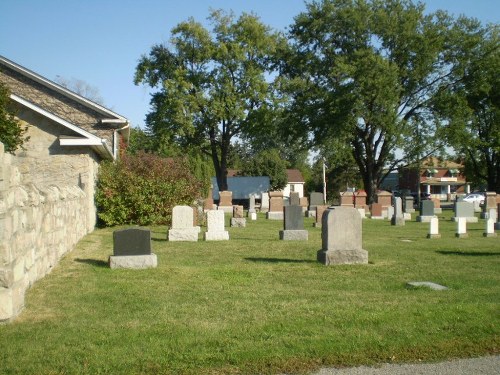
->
95;152;206;226
0;82;28;153
282;0;467;202
238;148;288;190
434;22;500;192
134;9;285;192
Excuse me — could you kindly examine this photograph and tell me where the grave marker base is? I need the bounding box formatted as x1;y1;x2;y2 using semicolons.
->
317;249;368;265
204;231;229;241
109;254;157;269
279;230;308;241
168;228;199;241
267;212;284;220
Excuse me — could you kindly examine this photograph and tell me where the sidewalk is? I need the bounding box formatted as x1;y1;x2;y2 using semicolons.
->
313;356;500;375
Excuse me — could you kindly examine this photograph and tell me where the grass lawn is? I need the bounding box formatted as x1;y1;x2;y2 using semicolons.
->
1;210;499;374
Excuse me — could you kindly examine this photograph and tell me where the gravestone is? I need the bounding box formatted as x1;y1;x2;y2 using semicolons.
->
168;205;199;241
452;201;478;223
432;198;442;214
218;191;234;213
404;196;415;213
427;217;440;239
317;207;368;265
267;191;284;220
484;216;497;238
481;192;497;218
110;228;157;269
340;191;354;207
370;203;384;219
391;197;405;226
354;190;368;210
300;197;309;214
376;190;392;208
260;192;269;213
203;185;215;211
496;203;500;230
416;200;435;222
248;194;257;220
204;210;229;241
455;217;468;238
279;205;308;240
289;192;300;206
309;192;324;209
314;205;329;228
231;205;246;227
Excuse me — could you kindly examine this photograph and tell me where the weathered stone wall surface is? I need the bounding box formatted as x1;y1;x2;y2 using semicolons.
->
0;113;99;321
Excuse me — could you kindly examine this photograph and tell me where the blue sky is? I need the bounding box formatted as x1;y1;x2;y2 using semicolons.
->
1;0;498;129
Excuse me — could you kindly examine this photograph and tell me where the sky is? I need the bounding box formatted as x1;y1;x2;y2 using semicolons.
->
1;0;498;129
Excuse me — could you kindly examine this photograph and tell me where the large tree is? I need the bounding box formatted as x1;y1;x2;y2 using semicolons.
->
134;10;284;191
282;0;466;203
435;21;499;192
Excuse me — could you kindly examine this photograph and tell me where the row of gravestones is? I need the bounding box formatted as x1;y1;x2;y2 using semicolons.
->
109;204;370;268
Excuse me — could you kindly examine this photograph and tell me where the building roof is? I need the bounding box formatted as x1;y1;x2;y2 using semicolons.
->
0;55;129;160
421;157;463;169
286;169;305;183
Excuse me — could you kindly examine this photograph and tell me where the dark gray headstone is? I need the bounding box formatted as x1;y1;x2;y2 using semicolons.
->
420;200;435;216
284;205;304;230
290;192;300;206
309;192;324;209
113;228;151;256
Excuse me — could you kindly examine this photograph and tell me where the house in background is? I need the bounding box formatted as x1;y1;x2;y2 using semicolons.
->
399;157;469;201
282;169;305;198
0;55;129;321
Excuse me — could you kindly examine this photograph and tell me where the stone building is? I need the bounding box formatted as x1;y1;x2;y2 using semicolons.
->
0;56;129;321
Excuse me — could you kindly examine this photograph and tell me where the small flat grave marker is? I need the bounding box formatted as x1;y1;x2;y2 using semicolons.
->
406;281;449;291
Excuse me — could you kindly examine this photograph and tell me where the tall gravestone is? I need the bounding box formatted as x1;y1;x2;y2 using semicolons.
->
260;192;269;213
317;207;368;265
279;205;308;240
427;217;440;239
455;217;468;238
417;200;435;222
404;196;415;213
110;228;157;269
267;191;284;220
452;201;478;223
168;205;199;241
204;210;229;241
203;185;215;211
248;194;257;220
218;191;233;213
308;192;324;217
481;192;497;218
376;190;392;218
340;191;354;207
391;197;405;226
496;203;500;230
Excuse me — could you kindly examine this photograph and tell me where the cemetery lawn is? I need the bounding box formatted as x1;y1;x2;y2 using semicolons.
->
1;211;499;375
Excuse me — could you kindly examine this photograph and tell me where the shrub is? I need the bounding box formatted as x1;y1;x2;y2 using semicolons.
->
95;152;206;226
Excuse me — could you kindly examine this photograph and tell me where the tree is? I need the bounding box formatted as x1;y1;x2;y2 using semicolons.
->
134;10;284;192
238;148;288;190
435;22;499;192
0;82;28;153
282;0;464;203
54;76;105;105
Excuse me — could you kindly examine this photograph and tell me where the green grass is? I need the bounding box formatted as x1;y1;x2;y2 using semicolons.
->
1;210;499;374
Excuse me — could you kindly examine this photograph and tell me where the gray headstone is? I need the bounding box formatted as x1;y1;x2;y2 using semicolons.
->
317;207;368;265
205;210;229;241
284;205;304;230
454;201;474;218
404;196;415;213
391;197;405;226
290;192;300;206
420;200;435;216
113;228;151;256
309;192;324;209
248;194;256;214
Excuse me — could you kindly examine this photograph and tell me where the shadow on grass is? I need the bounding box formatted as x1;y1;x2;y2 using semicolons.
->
74;258;109;268
436;250;500;257
244;257;316;264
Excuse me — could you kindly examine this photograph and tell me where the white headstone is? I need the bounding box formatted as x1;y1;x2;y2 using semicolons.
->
427;217;440;238
261;192;269;212
204;210;229;241
484;218;497;237
456;217;468;238
168;205;199;241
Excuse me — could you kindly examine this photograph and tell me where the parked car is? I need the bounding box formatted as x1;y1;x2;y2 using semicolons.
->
462;193;485;206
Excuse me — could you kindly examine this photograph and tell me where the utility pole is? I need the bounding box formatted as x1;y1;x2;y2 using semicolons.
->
322;157;327;204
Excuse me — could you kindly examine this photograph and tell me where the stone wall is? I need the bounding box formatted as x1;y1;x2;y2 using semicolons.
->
0;113;99;321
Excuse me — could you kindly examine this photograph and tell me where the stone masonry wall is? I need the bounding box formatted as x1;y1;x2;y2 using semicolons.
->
0;117;99;321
